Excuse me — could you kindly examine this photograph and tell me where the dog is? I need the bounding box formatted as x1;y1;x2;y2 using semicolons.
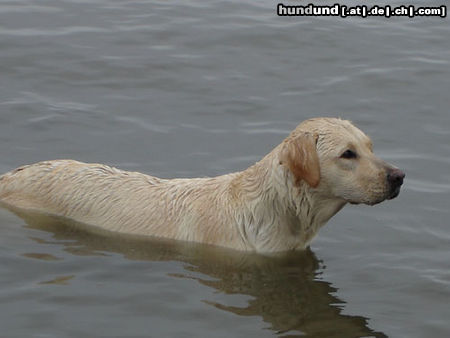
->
0;118;404;252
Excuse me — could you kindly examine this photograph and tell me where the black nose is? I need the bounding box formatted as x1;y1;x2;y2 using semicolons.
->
387;168;405;188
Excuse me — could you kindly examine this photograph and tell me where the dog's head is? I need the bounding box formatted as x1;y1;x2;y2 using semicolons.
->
280;118;405;205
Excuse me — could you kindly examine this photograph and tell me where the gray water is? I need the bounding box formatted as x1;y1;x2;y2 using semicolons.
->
0;0;449;337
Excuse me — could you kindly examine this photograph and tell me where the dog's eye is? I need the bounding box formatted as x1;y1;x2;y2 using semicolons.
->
340;150;357;159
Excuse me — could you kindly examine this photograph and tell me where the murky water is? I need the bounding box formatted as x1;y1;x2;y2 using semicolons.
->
0;0;449;337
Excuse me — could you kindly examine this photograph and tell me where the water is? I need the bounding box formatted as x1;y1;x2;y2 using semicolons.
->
0;0;449;336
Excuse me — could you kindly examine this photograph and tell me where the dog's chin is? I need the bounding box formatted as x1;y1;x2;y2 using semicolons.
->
347;196;386;206
360;190;402;206
364;199;385;206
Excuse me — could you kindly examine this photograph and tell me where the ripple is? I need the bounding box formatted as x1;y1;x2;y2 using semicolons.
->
115;116;173;133
0;5;62;13
0;26;109;37
240;127;289;135
407;178;450;194
20;92;98;113
407;56;449;65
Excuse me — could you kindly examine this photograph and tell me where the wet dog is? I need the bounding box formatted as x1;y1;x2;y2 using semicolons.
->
0;118;404;252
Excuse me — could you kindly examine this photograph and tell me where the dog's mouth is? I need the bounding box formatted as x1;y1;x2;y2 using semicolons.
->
363;185;402;206
387;186;401;200
347;188;401;206
348;198;381;206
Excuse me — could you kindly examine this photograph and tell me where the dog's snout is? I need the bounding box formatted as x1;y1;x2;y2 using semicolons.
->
387;168;405;187
385;167;405;200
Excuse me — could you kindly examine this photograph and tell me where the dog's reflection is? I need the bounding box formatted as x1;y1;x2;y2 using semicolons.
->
9;207;386;338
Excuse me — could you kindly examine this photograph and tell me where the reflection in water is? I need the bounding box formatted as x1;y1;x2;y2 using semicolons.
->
7;206;386;338
39;275;75;285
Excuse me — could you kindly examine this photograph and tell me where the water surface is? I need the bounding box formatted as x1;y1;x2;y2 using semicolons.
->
0;0;449;337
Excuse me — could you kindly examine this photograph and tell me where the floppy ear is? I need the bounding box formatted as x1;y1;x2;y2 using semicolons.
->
280;132;320;188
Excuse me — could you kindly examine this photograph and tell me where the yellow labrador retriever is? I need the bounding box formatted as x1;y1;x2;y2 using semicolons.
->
0;118;404;252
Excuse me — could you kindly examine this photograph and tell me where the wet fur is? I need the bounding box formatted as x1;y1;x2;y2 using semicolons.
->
0;118;401;252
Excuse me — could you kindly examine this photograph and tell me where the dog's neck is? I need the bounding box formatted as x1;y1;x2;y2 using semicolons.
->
230;154;346;252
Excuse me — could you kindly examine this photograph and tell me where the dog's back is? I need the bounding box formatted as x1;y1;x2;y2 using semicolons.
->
0;160;242;247
0;161;160;227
